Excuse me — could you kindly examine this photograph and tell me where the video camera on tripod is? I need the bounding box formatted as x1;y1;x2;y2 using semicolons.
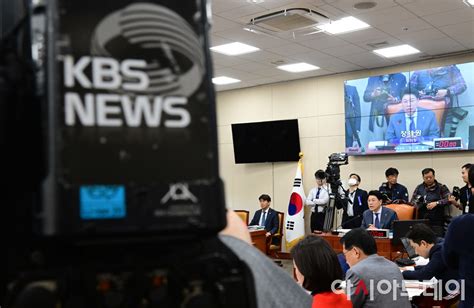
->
322;153;348;231
1;0;256;307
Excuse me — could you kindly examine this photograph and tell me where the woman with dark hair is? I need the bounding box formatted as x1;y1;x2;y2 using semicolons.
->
291;236;352;308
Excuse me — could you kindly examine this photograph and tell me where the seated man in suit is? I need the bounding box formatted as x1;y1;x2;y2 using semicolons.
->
341;228;411;308
249;194;279;238
402;224;458;296
361;190;398;230
385;89;440;145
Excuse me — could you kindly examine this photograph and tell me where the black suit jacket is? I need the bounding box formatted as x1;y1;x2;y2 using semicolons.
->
250;208;279;235
337;188;368;217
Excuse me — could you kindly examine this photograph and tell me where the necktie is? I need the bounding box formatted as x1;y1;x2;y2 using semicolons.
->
374;213;381;229
409;116;415;131
316;187;321;199
261;211;267;226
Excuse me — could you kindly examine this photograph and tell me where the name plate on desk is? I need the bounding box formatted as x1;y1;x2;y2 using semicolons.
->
367;229;389;238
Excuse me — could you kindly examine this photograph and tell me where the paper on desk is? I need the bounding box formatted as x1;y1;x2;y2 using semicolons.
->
400;266;415;272
404;277;438;289
415;256;429;266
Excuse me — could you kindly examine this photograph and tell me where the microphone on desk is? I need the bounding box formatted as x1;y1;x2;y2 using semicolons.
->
331;214;362;235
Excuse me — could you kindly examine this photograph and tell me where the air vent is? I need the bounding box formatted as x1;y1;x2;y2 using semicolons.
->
367;41;389;48
248;8;330;33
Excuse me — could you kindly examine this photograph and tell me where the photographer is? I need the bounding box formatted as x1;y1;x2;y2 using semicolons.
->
306;170;330;232
449;163;474;214
345;82;361;149
379;167;409;203
411;168;450;237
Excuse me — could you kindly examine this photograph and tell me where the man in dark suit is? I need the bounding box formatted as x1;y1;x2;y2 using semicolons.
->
345;82;362;148
337;173;368;229
361;190;398;230
249;194;279;238
386;89;440;144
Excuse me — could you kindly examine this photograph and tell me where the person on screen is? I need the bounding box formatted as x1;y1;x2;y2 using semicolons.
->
449;163;474;214
337;173;368;229
361;190;398;230
409;65;467;137
411;168;450;237
378;167;409;203
385;89;440;144
249;194;279;238
345;82;362;148
306;170;330;232
402;224;459;297
291;236;351;308
363;73;407;141
340;228;411;308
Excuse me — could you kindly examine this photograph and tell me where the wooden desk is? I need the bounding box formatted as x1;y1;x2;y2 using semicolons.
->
250;230;267;254
318;233;403;260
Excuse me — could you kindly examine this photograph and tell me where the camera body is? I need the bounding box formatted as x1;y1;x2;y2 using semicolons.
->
452;186;461;201
1;0;256;306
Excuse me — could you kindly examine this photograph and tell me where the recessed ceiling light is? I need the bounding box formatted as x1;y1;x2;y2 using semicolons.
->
373;44;420;58
212;76;241;85
210;42;260;56
317;16;370;34
277;63;320;73
463;0;474;8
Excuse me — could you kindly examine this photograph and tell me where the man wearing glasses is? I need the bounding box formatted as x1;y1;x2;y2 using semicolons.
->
385;89;440;145
340;228;411;308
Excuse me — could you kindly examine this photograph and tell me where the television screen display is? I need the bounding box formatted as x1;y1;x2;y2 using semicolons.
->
344;62;474;155
231;119;300;163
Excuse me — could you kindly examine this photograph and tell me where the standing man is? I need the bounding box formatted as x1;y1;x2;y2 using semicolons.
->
363;73;406;141
449;163;474;214
249;194;279;238
409;65;467;137
411;168;450;237
306;170;329;232
338;173;368;229
345;82;362;149
379;167;409;203
361;191;398;230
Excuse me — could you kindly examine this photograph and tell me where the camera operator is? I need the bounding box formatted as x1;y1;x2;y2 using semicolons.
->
378;167;409;203
411;168;450;237
306;170;330;232
337;173;368;229
449;163;474;214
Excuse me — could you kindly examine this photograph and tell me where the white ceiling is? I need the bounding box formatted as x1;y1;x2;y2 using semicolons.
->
210;0;474;91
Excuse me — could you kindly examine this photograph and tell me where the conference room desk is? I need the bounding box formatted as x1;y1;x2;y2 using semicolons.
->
249;229;267;254
318;232;404;260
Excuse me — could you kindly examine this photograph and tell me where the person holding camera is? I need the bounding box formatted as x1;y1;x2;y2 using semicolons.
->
409;65;467;137
337;173;368;229
306;170;330;232
363;73;406;141
379;167;409;203
345;82;362;149
449;163;474;214
411;168;450;237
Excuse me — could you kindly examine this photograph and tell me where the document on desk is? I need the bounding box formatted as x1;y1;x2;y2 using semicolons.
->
404;278;438;300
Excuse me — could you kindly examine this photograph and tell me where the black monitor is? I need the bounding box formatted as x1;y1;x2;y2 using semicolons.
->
392;219;430;245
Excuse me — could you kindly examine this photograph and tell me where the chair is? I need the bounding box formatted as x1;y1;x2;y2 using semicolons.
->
385;203;415;220
234;210;249;225
268;211;284;257
385;99;446;128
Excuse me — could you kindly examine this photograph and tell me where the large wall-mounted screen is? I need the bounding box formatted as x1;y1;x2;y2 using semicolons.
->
344;62;474;155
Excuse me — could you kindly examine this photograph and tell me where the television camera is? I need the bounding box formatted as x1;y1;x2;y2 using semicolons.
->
1;0;256;307
322;153;348;232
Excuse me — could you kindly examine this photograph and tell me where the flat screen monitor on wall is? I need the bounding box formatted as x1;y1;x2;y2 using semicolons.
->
231;119;301;163
344;61;474;156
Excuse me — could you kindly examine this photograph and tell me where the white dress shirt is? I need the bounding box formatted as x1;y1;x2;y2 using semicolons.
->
347;190;356;217
372;207;383;228
306;184;330;213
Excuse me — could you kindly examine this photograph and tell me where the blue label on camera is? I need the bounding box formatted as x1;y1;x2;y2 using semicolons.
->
80;185;126;219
